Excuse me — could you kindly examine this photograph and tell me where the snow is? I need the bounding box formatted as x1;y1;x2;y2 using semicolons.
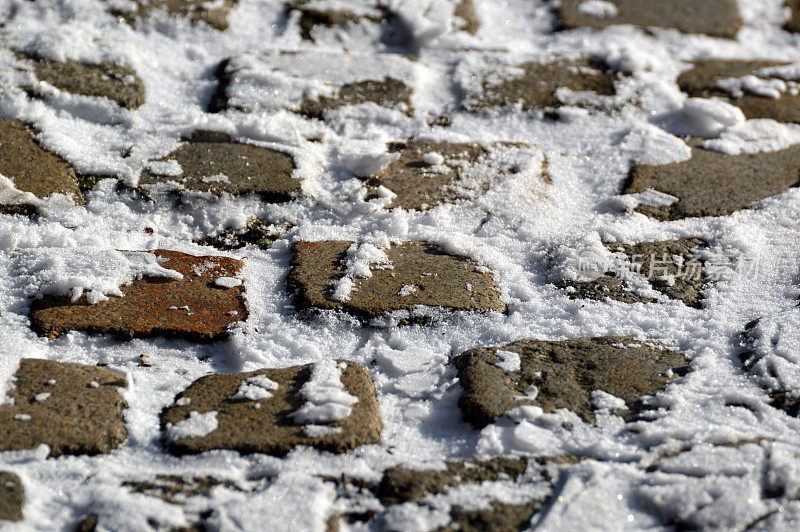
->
215;276;242;288
578;1;619;18
229;374;279;402
291;360;358;424
165;411;219;442
1;0;800;530
494;349;521;373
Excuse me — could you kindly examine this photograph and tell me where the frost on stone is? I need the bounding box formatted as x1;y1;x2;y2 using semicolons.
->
14;247;184;304
166;411;219;442
577;0;618;18
229;374;279;402
591;390;628;410
290;360;358;424
330;240;394;302
214;276;242;288
494;350;521;373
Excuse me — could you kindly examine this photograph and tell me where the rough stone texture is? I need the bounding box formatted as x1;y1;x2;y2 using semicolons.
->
122;475;238;503
463;59;616;112
0;119;82;207
297;78;412;120
439;500;543;532
787;0;800;32
625;144;800;220
678;59;800;124
0;359;127;457
161;361;381;456
362;141;486;210
288;241;507;320
138;131;299;200
105;0;237;30
454;0;480;35
557;0;743;38
377;457;529;505
0;472;24;522
285;1;412;48
558;239;708;307
30;250;247;342
452;337;689;427
198;218;285;250
23;54;145;110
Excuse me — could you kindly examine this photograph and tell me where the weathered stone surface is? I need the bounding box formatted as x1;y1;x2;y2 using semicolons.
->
557;0;743;38
362;141;486;210
0;472;24;522
0;359;127;457
786;0;800;32
377;457;529;505
439;500;543;532
106;0;236;30
138;131;299;201
624;144;800;220
285;0;412;47
288;241;507;320
209;51;417;117
30;250;247;342
161;361;381;456
463;59;616;112
558;239;708;307
453;337;689;427
122;475;238;503
454;0;479;35
678;59;800;124
23;54;145;110
198;218;285;250
297;78;412;120
0;119;82;208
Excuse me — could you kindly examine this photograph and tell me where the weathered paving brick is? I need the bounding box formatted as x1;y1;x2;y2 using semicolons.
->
0;119;82;211
678;59;800;124
30;250;247;342
288;241;507;319
0;359;127;457
786;0;800;32
208;51;417;118
453;337;689;427
160;361;381;456
105;0;237;30
558;238;709;307
454;0;479;35
462;58;617;112
0;472;24;522
362;141;496;210
138;131;299;201
377;457;530;505
122;475;239;503
624;143;800;220
556;0;743;38
21;53;145;110
439;500;544;532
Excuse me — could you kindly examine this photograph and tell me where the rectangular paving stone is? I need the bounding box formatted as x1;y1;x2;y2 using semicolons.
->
678;59;800;124
209;51;419;118
461;58;617;112
30;250;247;342
557;0;743;38
138;131;299;201
624;143;800;220
20;52;145;110
0;472;24;522
288;241;507;320
787;0;800;32
160;361;381;456
0;359;127;457
558;238;708;307
104;0;237;30
0;119;82;209
452;337;688;427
